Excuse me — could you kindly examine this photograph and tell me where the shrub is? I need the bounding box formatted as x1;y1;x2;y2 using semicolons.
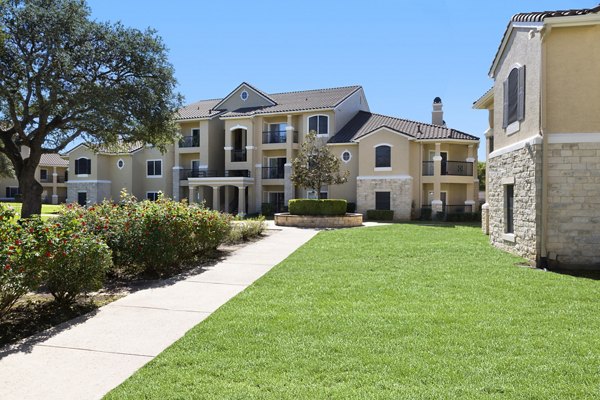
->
0;206;44;317
261;203;274;217
288;199;347;216
57;192;232;277
366;210;395;221
346;202;356;213
445;212;482;223
33;217;112;303
227;217;266;244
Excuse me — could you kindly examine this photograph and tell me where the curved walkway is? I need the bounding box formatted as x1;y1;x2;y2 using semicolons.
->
0;224;318;400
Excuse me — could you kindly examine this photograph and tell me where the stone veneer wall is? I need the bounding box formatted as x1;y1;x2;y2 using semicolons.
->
356;176;412;220
67;182;112;204
488;144;542;265
546;143;600;267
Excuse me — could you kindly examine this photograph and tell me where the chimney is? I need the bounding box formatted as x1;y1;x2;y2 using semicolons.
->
432;97;445;126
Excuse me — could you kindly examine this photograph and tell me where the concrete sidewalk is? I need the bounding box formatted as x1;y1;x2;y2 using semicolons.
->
0;224;318;400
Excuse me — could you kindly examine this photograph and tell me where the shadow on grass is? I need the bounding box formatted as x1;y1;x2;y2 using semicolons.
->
547;268;600;281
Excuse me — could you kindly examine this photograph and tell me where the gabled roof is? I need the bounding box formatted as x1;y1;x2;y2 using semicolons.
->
329;111;479;144
176;85;362;120
176;99;224;121
489;4;600;77
39;153;68;167
212;82;277;111
64;141;145;155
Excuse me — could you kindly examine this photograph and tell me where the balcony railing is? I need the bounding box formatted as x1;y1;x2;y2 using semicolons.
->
179;135;199;148
420;204;474;216
57;175;67;183
231;149;247;162
421;160;473;176
262;130;299;144
262;167;285;179
40;176;52;183
180;169;251;180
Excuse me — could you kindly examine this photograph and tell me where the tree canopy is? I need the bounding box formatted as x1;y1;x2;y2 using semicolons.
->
0;0;182;217
291;131;349;196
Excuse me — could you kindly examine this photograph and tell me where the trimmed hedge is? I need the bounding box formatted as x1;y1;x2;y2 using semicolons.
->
288;199;347;216
445;212;482;222
366;209;394;221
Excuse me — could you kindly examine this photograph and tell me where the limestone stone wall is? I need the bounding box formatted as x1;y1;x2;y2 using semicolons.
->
356;176;412;220
546;143;600;267
67;181;112;205
488;144;542;264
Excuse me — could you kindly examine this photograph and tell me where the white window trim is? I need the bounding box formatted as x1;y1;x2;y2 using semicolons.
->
374;190;392;211
374;144;392;169
117;159;125;170
240;90;249;101
75;157;91;177
307;114;330;137
146;159;163;178
341;150;352;163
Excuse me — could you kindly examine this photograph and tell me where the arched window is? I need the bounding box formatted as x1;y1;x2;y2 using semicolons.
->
503;66;525;128
375;145;391;168
307;115;329;135
75;158;91;175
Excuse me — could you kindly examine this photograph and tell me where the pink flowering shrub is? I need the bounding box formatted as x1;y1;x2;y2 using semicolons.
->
57;192;231;276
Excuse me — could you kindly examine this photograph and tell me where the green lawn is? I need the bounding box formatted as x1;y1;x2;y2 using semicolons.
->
1;202;62;221
106;224;600;399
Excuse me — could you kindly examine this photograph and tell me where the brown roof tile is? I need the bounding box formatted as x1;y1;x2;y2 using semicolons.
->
177;85;362;120
39;153;68;167
329;111;478;144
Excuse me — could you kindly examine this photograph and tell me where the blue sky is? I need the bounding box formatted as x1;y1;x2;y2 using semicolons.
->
87;0;596;160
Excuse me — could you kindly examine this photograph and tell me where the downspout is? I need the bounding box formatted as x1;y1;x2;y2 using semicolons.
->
539;25;548;268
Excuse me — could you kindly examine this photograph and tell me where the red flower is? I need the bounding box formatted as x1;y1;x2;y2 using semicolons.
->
45;251;52;258
4;265;10;271
15;239;21;245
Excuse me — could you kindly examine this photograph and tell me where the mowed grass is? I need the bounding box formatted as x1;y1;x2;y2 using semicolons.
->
1;202;62;221
106;224;600;399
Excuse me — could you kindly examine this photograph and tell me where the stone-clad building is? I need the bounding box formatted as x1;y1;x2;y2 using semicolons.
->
474;5;600;268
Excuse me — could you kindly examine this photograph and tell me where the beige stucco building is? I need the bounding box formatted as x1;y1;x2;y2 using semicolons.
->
0;152;68;204
474;5;600;268
55;82;478;220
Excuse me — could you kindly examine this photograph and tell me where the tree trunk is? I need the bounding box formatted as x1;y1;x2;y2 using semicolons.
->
19;168;43;218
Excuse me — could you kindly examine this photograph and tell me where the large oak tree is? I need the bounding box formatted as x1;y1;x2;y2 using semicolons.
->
0;0;182;217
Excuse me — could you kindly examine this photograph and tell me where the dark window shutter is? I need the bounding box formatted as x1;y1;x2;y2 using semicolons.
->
517;65;526;121
502;79;509;128
86;159;91;174
75;159;79;175
147;161;153;176
156;161;161;176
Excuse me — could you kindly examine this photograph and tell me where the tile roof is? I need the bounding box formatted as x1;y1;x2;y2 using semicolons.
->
329;111;479;144
95;141;145;154
176;99;225;120
177;85;362;120
39;153;68;167
490;5;600;76
511;5;600;22
472;87;494;108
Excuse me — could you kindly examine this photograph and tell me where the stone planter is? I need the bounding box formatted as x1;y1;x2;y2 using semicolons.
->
274;213;363;228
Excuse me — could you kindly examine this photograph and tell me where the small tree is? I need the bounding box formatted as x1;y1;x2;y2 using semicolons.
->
477;161;486;191
291;131;349;197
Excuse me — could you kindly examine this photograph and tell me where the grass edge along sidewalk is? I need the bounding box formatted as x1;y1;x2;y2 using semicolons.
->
106;224;600;399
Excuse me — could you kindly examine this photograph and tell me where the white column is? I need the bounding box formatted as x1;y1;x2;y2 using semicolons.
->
212;186;220;211
432;142;443;217
188;185;195;204
238;186;246;217
255;163;263;214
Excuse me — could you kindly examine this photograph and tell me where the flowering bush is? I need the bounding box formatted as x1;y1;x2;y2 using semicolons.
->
0;205;44;317
30;217;112;304
227;217;266;244
57;192;232;276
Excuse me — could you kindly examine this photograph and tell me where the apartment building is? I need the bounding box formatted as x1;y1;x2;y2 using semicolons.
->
474;5;600;268
63;82;479;219
0;153;68;204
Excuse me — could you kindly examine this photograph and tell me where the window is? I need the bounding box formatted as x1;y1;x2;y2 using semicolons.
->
319;191;328;199
503;66;525;129
40;169;48;181
341;150;351;163
505;184;514;234
75;158;91;175
6;187;19;198
308;115;328;135
240;90;249;101
375;145;391;168
147;192;159;201
117;159;124;169
488;136;494;154
375;192;391;210
147;160;162;177
191;128;200;147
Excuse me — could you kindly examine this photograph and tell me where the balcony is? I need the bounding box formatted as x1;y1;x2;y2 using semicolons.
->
231;149;247;162
262;167;285;179
180;169;251;180
57;175;67;183
262;130;299;144
179;135;199;148
422;160;473;176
